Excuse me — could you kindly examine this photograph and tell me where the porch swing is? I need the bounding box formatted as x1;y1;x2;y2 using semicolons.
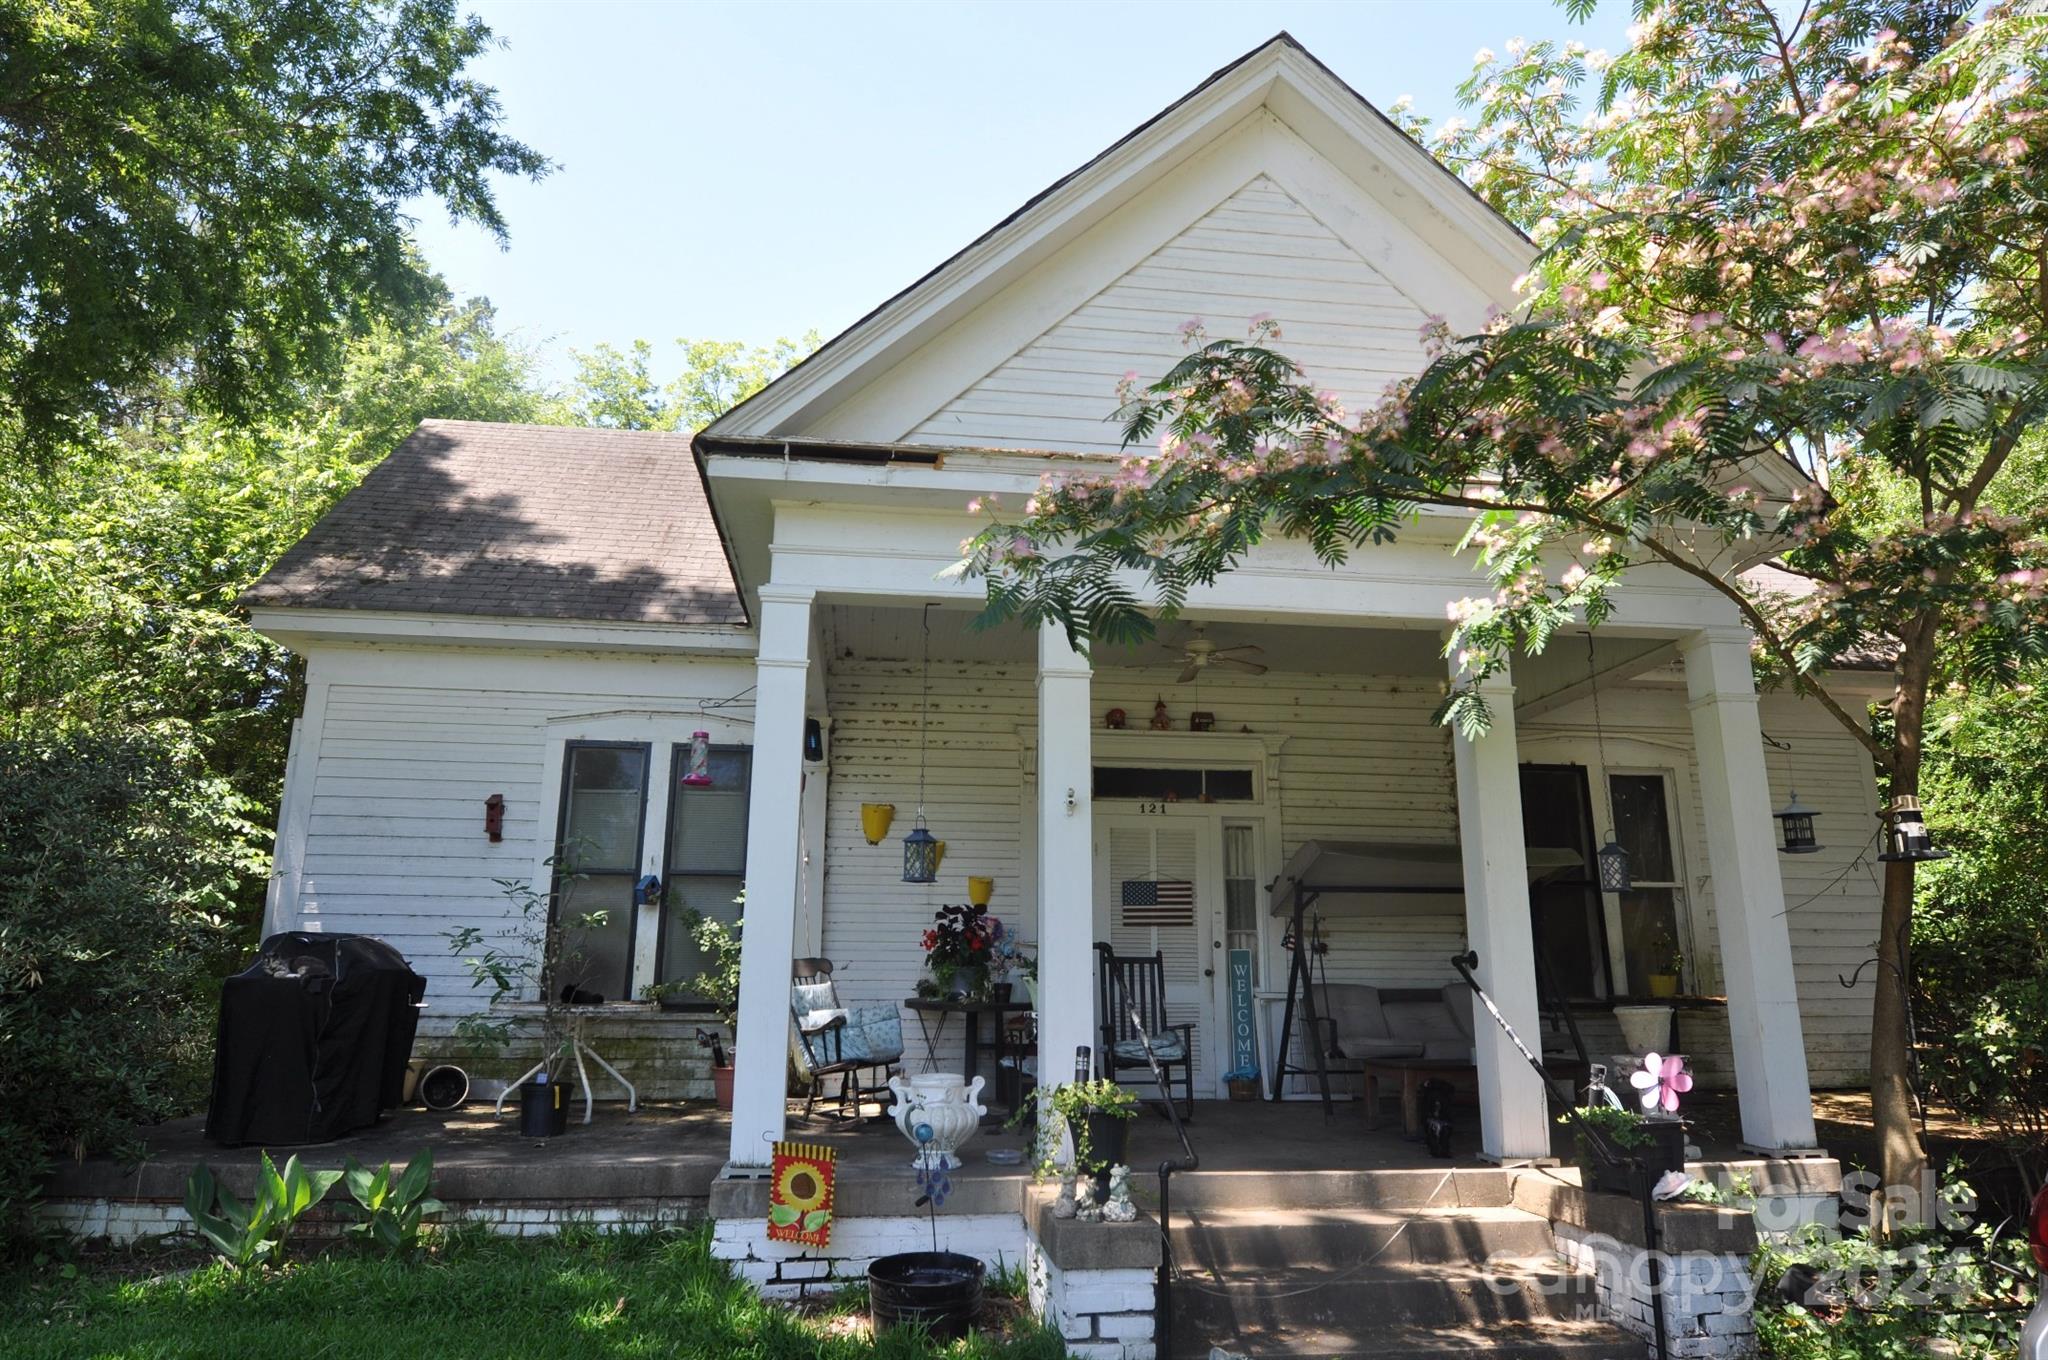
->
1266;840;1583;1117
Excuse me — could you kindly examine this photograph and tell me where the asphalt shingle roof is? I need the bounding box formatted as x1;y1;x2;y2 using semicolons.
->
243;420;745;626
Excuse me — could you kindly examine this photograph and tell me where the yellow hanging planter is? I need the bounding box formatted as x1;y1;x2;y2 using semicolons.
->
967;876;994;907
859;803;895;846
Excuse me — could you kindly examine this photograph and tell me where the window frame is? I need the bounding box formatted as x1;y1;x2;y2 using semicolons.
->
1596;765;1697;995
655;741;753;995
550;739;653;1003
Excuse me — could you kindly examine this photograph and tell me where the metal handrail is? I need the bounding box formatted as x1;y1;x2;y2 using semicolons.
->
1451;951;1669;1360
1108;976;1197;1360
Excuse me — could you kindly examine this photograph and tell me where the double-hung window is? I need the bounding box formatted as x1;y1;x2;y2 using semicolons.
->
553;741;650;1003
660;744;751;993
1607;771;1691;993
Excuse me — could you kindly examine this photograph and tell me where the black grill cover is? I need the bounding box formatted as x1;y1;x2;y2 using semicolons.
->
205;933;426;1146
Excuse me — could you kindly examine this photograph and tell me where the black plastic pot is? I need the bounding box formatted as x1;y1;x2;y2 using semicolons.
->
1084;1111;1132;1199
1586;1119;1687;1193
519;1079;572;1138
869;1251;984;1339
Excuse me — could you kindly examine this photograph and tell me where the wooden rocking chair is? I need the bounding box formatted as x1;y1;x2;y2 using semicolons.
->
1094;942;1196;1119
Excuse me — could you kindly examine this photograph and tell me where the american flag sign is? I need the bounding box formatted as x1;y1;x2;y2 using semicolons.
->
1120;878;1196;927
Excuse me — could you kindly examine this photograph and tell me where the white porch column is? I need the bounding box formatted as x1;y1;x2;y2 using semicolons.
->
1681;627;1818;1152
1450;660;1551;1161
1035;624;1095;1091
727;585;815;1167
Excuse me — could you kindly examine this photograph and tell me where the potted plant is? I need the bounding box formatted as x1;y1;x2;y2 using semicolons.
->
679;906;743;1110
1645;926;1682;998
446;853;608;1139
1559;1104;1687;1194
1225;1065;1260;1101
1041;1078;1138;1199
920;903;996;999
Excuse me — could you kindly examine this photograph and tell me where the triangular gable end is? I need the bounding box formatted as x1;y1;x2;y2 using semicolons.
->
703;34;1534;450
907;175;1434;454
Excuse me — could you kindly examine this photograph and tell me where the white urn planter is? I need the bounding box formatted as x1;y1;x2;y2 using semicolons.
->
1613;1004;1674;1057
887;1072;986;1170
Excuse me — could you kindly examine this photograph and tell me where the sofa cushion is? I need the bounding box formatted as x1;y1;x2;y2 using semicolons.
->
1318;983;1391;1058
838;1004;904;1065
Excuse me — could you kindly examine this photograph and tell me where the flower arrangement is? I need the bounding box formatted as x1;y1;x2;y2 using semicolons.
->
920;903;999;993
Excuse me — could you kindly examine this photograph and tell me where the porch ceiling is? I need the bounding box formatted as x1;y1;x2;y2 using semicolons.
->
828;603;1454;676
827;603;1673;685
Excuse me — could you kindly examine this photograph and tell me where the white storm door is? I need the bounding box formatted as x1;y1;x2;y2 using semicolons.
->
1095;816;1212;1091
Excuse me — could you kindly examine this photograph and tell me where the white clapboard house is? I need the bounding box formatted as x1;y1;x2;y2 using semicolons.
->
247;34;1887;1178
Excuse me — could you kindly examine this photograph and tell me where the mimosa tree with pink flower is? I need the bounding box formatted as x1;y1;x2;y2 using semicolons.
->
963;1;2048;1226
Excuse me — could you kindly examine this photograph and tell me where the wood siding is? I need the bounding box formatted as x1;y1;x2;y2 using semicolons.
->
905;176;1431;454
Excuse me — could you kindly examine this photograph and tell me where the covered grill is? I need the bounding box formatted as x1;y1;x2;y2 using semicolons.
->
205;932;426;1147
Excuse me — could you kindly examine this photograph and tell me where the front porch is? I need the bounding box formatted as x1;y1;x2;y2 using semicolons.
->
725;580;1852;1176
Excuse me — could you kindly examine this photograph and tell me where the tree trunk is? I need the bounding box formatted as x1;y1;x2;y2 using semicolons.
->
1870;857;1929;1229
1871;637;1934;1231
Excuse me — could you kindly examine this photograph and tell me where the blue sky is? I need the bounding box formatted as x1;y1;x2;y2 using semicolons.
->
414;2;1633;374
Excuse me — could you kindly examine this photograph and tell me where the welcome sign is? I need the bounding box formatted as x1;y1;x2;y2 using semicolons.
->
1227;948;1259;1078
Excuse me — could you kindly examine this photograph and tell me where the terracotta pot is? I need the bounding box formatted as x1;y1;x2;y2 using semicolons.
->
712;1062;735;1111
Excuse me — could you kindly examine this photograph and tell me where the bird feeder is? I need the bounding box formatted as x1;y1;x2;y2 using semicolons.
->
1876;795;1948;863
1773;790;1822;855
681;731;713;786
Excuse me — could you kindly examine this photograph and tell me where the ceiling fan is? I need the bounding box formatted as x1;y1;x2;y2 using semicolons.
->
1163;626;1267;682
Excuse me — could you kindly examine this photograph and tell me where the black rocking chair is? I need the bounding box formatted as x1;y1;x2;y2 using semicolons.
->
1094;942;1196;1119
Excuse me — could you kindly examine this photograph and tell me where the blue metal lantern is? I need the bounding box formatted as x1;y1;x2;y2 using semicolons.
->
902;819;939;884
1596;836;1633;894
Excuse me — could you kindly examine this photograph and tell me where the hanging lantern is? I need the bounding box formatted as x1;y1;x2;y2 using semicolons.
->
1596;836;1633;894
1773;790;1822;855
902;819;939;884
901;604;942;884
1876;795;1948;863
681;730;713;786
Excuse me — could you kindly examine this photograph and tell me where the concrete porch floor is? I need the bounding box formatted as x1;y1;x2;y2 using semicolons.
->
51;1086;1802;1211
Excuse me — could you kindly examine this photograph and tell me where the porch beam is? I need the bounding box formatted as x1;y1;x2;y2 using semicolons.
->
1035;624;1095;1097
1680;627;1819;1152
727;585;815;1167
1450;659;1552;1161
1514;639;1679;722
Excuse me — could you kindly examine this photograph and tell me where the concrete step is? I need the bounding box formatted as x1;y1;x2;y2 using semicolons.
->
1167;1312;1645;1360
1138;1167;1514;1214
1170;1205;1559;1271
1170;1257;1605;1328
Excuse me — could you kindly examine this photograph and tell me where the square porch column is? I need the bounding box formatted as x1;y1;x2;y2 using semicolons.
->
1450;661;1551;1161
1035;624;1094;1091
727;585;815;1168
1680;627;1819;1152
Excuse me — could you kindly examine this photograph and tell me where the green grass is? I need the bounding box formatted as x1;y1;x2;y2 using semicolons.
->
2;1226;1066;1360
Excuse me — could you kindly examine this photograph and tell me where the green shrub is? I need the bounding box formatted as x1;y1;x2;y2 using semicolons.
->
0;733;251;1245
183;1153;342;1269
341;1151;444;1256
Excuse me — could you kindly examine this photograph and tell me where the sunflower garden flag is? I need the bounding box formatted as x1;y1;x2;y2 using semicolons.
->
767;1141;836;1246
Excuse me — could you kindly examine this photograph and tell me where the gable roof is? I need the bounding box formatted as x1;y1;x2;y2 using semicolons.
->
701;32;1533;446
243;420;746;627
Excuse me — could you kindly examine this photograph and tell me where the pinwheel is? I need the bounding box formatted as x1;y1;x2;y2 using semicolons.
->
1630;1052;1693;1114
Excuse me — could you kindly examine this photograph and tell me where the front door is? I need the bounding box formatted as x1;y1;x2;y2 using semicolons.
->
1094;814;1213;1093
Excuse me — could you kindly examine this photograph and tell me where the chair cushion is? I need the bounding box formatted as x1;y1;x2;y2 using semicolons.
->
1113;1034;1187;1064
1320;984;1392;1043
838;1004;904;1065
1439;983;1476;1039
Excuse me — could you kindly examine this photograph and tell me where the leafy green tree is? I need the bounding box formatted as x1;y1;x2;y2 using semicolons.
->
965;1;2048;1213
0;288;552;928
563;333;821;431
0;0;549;466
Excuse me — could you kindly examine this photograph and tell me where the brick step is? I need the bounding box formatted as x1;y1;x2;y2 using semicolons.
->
1136;1167;1514;1214
1170;1205;1558;1270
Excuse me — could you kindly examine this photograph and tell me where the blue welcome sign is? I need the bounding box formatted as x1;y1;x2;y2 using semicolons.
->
1226;948;1259;1079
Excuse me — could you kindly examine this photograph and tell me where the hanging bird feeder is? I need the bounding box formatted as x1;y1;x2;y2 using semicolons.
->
1773;790;1822;855
1876;795;1947;863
